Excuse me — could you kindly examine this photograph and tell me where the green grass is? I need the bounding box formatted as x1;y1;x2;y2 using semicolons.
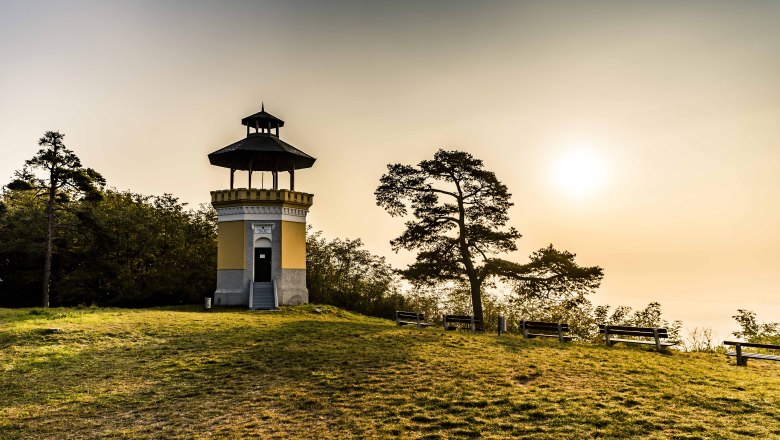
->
2;305;780;439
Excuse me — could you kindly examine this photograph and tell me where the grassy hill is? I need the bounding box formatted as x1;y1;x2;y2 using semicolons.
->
1;305;779;439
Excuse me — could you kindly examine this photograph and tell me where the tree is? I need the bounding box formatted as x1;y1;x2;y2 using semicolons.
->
0;187;217;307
375;149;603;326
52;190;217;307
501;245;604;300
732;309;780;343
0;188;47;306
8;131;104;307
306;228;403;318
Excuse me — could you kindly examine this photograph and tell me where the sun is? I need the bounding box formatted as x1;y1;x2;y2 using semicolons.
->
551;146;607;199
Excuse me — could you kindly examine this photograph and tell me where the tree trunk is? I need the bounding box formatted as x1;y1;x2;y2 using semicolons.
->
42;180;56;308
42;140;60;309
467;270;483;328
454;180;484;327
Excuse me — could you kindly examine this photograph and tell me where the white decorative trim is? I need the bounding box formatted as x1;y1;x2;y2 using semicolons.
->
218;213;307;222
216;206;308;223
218;206;282;215
253;224;274;235
252;222;274;244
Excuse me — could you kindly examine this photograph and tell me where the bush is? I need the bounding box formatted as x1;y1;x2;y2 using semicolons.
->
732;309;780;344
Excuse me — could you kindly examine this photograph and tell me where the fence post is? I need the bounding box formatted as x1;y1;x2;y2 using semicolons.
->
497;316;506;336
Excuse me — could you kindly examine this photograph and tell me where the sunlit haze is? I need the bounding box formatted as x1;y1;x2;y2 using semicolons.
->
2;0;780;336
551;144;609;200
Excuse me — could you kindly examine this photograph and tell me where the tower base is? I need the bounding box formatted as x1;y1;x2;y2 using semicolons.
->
211;189;313;309
213;268;308;307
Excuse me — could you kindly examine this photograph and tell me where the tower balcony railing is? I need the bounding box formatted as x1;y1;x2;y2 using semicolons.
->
211;188;314;206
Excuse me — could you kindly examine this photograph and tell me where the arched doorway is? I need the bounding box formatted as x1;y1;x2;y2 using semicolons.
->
254;237;272;282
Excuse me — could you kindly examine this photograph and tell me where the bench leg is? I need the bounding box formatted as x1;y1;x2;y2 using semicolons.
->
604;326;611;346
653;328;662;352
736;344;747;366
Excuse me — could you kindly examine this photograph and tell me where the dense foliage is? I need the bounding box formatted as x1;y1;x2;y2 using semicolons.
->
306;229;405;319
0;188;216;307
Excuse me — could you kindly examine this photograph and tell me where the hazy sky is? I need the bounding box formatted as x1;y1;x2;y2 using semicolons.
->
2;0;779;335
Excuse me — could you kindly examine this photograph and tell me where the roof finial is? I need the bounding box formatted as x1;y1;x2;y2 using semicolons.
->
261;101;264;112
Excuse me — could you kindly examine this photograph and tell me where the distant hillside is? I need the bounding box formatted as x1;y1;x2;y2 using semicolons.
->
1;305;779;439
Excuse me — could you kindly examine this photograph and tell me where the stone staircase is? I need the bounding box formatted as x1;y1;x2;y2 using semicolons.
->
251;282;276;310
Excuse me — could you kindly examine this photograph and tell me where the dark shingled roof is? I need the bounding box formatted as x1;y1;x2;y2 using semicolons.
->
241;105;285;128
208;133;315;171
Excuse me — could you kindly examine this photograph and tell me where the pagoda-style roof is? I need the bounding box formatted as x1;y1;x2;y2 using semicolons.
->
208;133;315;171
241;107;285;128
208;104;316;172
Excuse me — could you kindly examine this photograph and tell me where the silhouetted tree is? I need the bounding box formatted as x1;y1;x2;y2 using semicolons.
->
8;131;104;307
376;149;603;326
501;245;604;301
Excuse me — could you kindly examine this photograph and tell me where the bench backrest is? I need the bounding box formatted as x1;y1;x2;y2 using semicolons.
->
723;341;780;350
444;314;482;324
599;324;668;338
521;321;570;332
396;311;424;321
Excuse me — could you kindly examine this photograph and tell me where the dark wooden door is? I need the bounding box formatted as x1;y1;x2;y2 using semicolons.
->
254;248;272;282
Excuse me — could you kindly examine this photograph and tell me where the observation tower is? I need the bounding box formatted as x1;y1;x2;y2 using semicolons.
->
208;104;315;309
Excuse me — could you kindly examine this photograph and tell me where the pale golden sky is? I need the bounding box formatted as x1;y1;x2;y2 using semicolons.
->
2;1;779;334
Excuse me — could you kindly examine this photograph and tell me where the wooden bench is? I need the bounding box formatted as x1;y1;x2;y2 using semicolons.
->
724;341;780;367
520;321;573;343
443;314;483;332
395;311;433;328
599;324;676;351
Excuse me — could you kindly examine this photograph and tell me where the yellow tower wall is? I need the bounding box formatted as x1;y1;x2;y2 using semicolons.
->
281;220;307;269
217;221;245;270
